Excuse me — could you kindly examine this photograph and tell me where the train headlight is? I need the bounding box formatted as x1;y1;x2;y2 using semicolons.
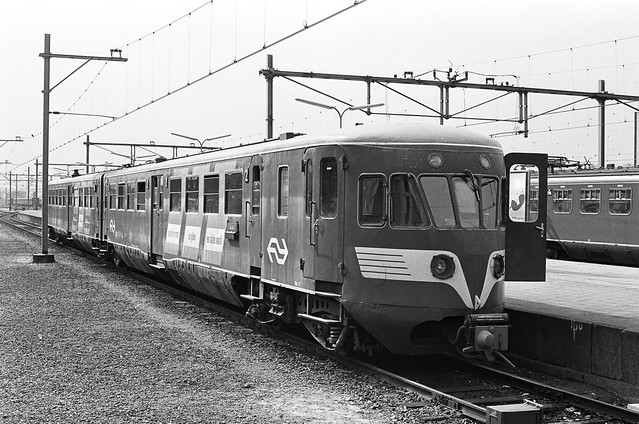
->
491;254;505;279
431;254;455;279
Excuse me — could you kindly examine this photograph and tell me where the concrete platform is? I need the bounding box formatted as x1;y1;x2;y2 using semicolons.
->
506;259;639;390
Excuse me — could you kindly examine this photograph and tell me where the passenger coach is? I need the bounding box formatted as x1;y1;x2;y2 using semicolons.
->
48;123;547;357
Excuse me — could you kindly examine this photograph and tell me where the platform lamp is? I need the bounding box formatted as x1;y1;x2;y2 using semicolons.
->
295;98;384;128
34;33;127;264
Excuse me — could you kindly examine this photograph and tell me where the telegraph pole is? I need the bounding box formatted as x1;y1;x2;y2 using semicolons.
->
33;33;127;263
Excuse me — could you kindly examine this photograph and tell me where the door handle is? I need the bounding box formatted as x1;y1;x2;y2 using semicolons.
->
535;222;545;238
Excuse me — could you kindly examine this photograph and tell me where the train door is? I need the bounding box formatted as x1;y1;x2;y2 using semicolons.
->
505;153;547;281
245;155;263;270
302;146;345;284
149;174;165;261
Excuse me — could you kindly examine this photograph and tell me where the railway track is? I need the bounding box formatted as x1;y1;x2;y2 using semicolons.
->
4;213;639;423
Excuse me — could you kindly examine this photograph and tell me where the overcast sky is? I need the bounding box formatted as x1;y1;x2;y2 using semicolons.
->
2;0;639;185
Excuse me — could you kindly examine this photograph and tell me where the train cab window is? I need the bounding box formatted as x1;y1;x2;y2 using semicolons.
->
552;189;572;214
389;174;429;228
609;188;631;215
127;182;135;210
136;181;146;211
225;172;242;215
117;183;125;209
579;188;600;214
186;176;199;213
359;175;386;226
452;176;480;228
204;175;219;214
278;166;289;217
320;158;337;218
305;159;313;217
481;177;499;229
252;166;261;215
169;178;182;212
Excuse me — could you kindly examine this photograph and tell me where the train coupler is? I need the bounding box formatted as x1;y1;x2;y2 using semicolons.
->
458;313;509;362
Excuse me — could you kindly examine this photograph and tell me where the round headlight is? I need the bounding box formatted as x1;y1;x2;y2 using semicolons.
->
431;254;455;279
492;254;505;279
428;153;443;168
479;154;491;170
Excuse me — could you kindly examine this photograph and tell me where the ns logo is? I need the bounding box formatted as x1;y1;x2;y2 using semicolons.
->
266;237;288;265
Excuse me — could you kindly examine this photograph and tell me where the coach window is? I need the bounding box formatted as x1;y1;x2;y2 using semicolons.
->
109;184;116;209
552;189;572;213
169;178;182;212
390;174;429;228
137;181;146;211
359;175;385;226
580;188;600;214
116;183;125;209
186;176;199;213
225;172;242;215
74;188;79;207
320;158;337;218
126;182;135;210
278;166;289;217
609;188;631;215
204;175;219;214
84;187;89;208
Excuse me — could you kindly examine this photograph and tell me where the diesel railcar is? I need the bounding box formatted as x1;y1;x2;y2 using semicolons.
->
47;123;547;357
546;168;639;266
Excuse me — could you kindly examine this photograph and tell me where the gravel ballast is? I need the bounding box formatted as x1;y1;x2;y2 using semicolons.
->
0;223;472;423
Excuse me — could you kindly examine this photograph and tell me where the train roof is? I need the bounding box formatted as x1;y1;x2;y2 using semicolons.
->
549;167;639;185
52;123;501;183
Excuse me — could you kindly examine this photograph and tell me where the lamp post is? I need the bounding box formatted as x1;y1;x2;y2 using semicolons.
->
295;98;384;128
170;132;231;152
34;33;127;264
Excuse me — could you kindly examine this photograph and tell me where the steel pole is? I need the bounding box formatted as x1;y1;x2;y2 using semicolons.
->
598;80;606;169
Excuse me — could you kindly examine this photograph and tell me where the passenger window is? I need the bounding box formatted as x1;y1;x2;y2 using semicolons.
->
320;158;337;218
137;181;146;211
420;176;455;228
186;176;199;213
109;184;117;209
169;178;182;212
278;166;289;217
127;182;135;210
552;189;572;214
252;166;261;215
358;175;385;226
580;188;600;214
225;172;242;215
609;188;631;215
204;175;219;214
390;174;429;228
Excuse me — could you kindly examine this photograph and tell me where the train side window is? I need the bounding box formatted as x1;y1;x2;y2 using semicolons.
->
358;175;386;226
169;178;182;212
204;175;219;214
225;172;242;215
579;188;600;214
109;184;116;209
552;189;572;214
74;188;79;207
278;166;289;217
84;187;89;208
390;174;429;228
79;188;84;208
305;159;313;217
252;166;261;215
136;181;146;211
320;158;337;218
127;182;135;210
609;188;631;215
186;176;199;213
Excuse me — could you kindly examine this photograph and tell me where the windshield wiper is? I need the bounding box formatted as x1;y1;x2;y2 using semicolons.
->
463;169;481;202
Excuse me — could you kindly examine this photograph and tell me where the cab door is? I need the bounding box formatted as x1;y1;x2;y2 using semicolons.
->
302;146;345;284
505;153;547;281
246;155;263;270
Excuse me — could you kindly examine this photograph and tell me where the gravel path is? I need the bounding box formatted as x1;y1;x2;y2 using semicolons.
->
0;223;472;423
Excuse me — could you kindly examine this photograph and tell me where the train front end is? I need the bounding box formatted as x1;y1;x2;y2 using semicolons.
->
338;125;519;357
